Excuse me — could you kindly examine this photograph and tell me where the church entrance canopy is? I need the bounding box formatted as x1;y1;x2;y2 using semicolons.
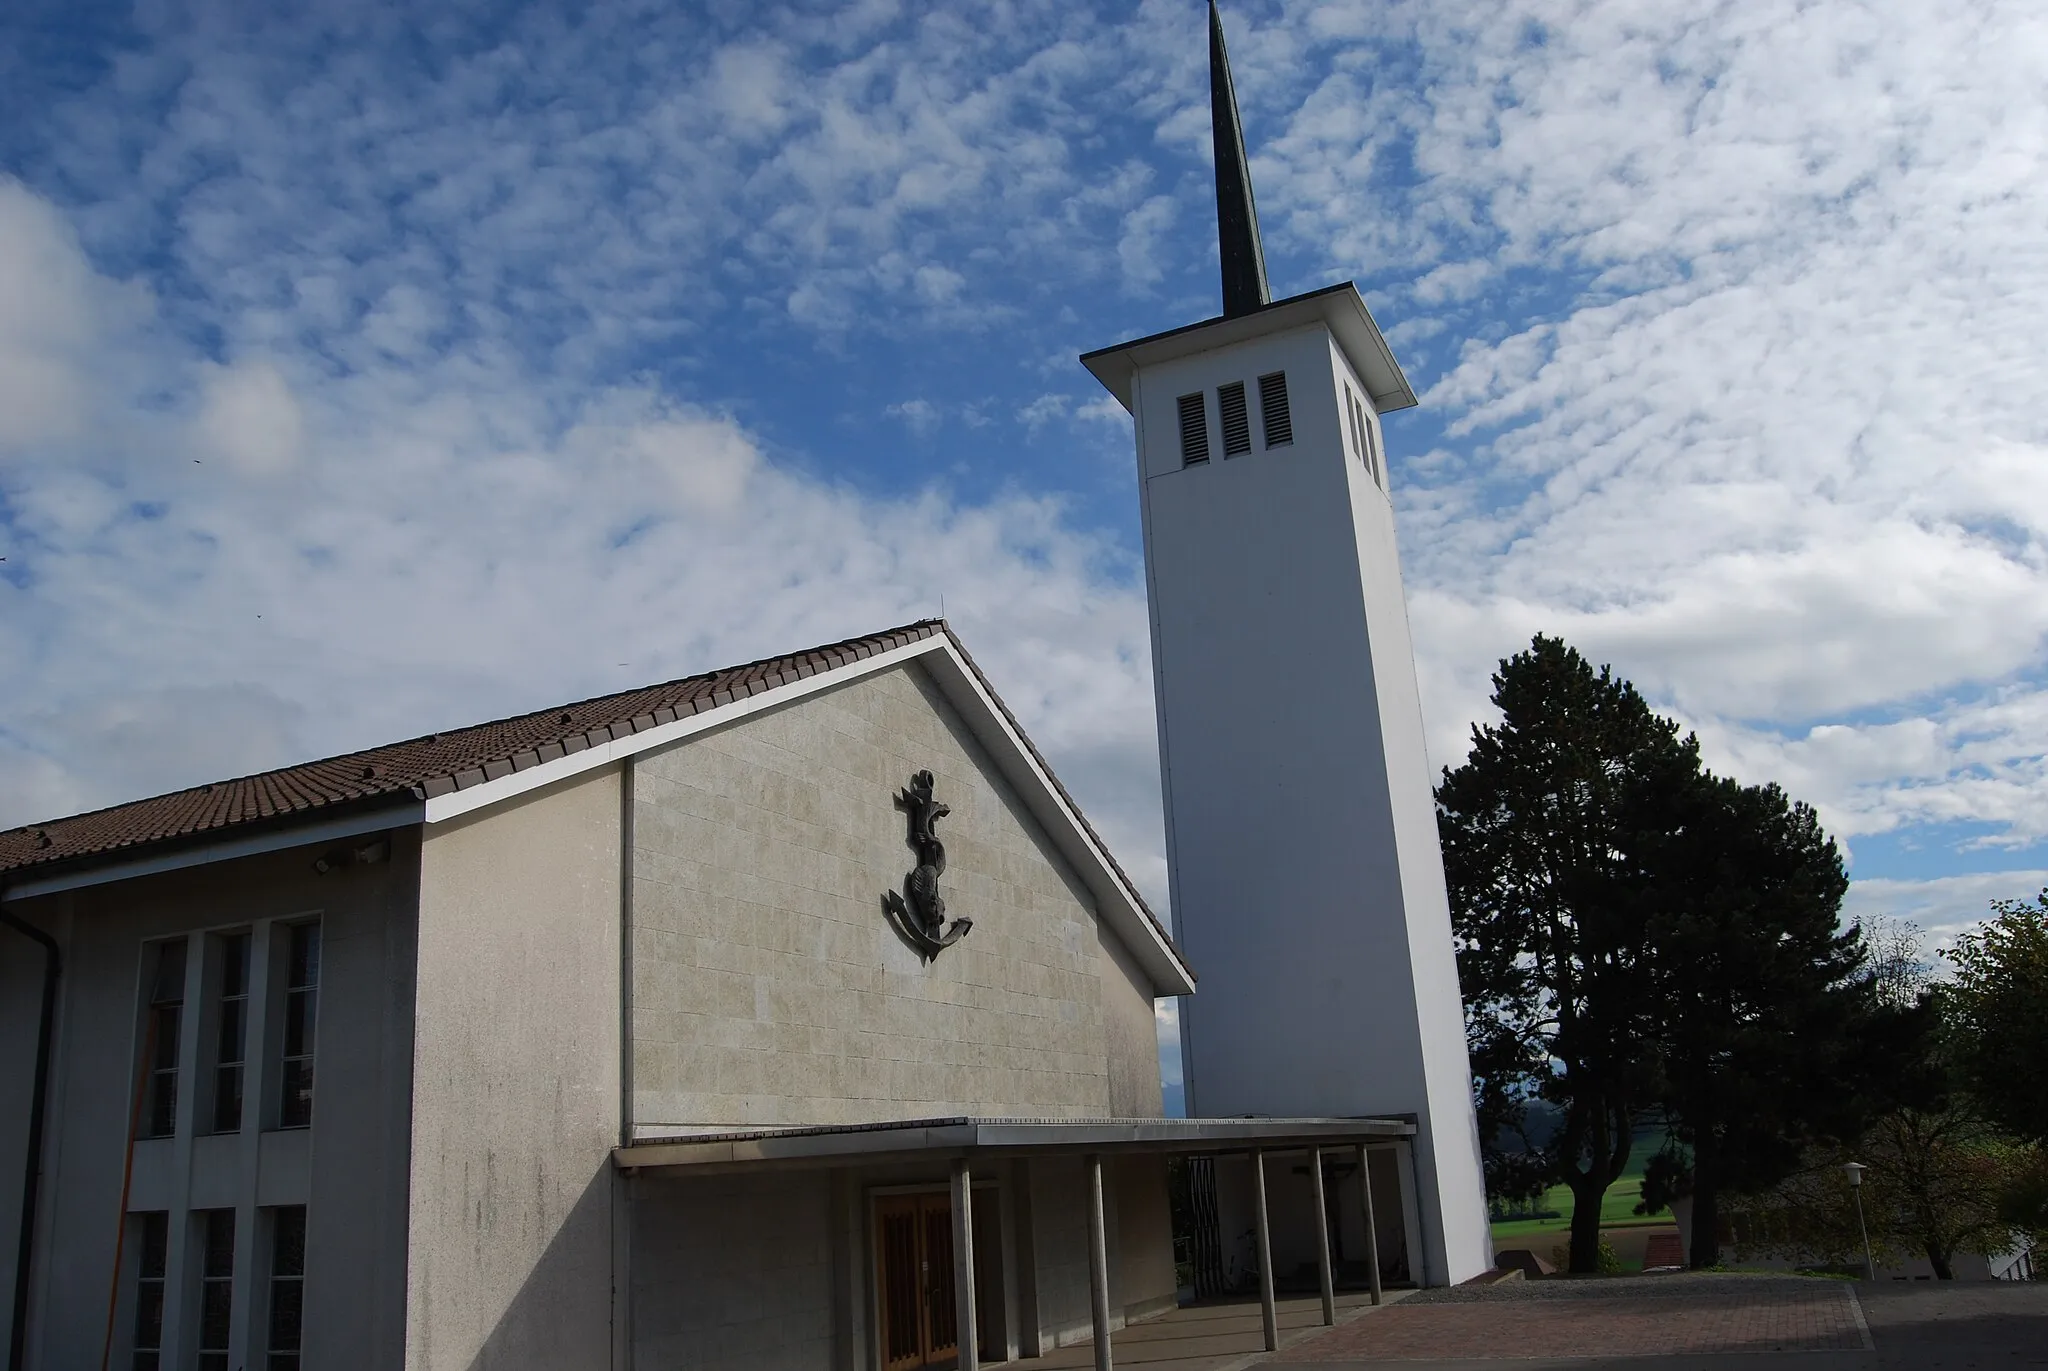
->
616;1116;1417;1371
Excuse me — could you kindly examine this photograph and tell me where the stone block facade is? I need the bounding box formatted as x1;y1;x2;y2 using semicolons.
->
630;663;1147;1130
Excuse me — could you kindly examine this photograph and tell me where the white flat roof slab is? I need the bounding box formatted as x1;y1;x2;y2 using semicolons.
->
1079;283;1419;416
615;1114;1417;1173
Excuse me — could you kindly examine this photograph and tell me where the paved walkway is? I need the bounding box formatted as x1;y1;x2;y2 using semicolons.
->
1263;1274;2048;1370
1030;1291;1415;1371
1020;1275;2048;1371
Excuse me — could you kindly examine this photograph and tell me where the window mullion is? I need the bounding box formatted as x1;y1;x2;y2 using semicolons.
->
229;920;279;1368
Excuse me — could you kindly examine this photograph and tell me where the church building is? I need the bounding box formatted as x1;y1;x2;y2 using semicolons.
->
0;5;1485;1369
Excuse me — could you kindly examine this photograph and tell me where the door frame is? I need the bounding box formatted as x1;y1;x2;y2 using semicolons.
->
867;1176;1010;1370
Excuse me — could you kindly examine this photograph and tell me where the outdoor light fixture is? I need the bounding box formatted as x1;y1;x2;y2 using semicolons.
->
1843;1162;1876;1280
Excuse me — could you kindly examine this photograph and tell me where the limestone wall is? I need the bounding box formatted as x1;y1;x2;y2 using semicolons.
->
629;662;1161;1130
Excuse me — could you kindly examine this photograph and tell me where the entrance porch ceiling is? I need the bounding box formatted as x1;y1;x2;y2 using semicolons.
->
613;1115;1416;1175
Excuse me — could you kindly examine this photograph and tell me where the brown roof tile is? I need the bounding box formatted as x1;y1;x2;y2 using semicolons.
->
0;621;944;882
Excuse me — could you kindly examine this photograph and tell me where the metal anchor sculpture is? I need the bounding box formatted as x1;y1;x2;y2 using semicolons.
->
882;769;972;958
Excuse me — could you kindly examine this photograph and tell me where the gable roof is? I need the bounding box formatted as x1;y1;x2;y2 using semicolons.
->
0;621;1194;994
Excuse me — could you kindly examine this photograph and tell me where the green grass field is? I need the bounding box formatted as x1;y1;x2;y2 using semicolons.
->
1488;1130;1673;1242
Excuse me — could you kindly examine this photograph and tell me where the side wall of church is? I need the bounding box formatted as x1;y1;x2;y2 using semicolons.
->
408;766;624;1371
628;661;1161;1130
0;830;420;1371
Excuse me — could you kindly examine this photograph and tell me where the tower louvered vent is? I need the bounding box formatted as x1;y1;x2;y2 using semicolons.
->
1178;392;1210;465
1218;381;1251;456
1258;371;1292;447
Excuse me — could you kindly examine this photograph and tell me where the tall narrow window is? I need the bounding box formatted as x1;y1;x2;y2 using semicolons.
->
132;1211;168;1371
1363;407;1383;487
211;932;251;1133
1258;371;1293;447
278;922;320;1128
1217;381;1252;456
267;1206;307;1370
1345;386;1364;461
141;941;187;1139
1176;391;1209;465
197;1209;235;1371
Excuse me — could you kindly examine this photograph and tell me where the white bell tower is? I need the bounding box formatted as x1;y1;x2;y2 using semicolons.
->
1080;1;1492;1286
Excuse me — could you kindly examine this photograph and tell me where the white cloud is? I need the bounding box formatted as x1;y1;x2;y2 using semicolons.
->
0;178;153;456
885;399;943;437
6;0;2048;985
195;361;305;477
1304;0;2048;860
1843;871;2048;958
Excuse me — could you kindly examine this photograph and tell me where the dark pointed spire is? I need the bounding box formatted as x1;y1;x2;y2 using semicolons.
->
1209;0;1271;318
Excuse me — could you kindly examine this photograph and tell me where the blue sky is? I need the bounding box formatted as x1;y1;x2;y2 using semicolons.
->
5;0;2047;1107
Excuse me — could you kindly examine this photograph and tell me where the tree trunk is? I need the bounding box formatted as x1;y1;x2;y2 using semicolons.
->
1926;1242;1954;1280
1688;1128;1719;1270
1563;1103;1635;1273
1566;1172;1607;1273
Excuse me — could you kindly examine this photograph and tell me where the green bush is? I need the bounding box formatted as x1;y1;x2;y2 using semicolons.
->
1551;1237;1623;1274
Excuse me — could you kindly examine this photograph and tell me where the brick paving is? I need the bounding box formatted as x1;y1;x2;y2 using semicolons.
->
1278;1275;1867;1362
1639;1233;1685;1270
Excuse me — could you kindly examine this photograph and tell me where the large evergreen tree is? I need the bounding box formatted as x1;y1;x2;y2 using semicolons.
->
1437;635;1699;1273
1643;776;1868;1268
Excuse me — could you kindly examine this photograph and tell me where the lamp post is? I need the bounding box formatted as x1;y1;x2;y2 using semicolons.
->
1843;1162;1875;1280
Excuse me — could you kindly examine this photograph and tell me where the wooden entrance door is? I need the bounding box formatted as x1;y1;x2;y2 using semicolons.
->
875;1193;960;1370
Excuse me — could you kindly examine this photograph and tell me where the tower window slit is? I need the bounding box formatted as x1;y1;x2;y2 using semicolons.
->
1217;381;1251;456
1258;371;1292;447
1177;392;1210;465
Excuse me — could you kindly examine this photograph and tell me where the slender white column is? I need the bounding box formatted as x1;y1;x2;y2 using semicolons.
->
952;1157;978;1371
1357;1144;1383;1306
1310;1148;1335;1325
1086;1153;1114;1371
1252;1149;1277;1351
1395;1141;1426;1287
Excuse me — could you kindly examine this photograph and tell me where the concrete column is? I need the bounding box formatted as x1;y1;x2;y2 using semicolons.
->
1086;1153;1113;1371
1356;1144;1383;1306
1310;1148;1335;1325
1252;1149;1277;1352
1395;1141;1426;1288
953;1157;978;1371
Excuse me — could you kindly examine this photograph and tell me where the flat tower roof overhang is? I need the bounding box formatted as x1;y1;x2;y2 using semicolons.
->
614;1115;1416;1176
1079;282;1419;417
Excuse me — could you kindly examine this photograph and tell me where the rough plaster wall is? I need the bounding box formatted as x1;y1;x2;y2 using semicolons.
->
409;769;621;1371
1027;1154;1101;1349
630;663;1156;1129
1099;931;1164;1118
1113;1157;1177;1316
630;1171;834;1371
0;836;418;1370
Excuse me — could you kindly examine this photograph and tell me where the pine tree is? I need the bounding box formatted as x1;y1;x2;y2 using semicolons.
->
1644;776;1866;1268
1437;636;1698;1273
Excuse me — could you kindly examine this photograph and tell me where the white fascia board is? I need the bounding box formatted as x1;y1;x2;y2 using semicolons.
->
421;636;937;825
1;803;425;902
917;642;1196;997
